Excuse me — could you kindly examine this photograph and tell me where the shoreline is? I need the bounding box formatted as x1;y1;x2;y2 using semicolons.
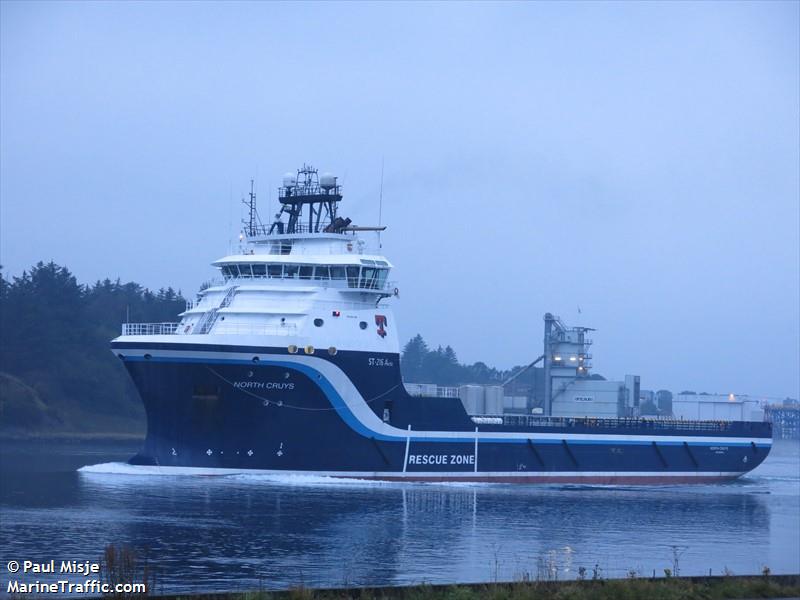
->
140;575;800;600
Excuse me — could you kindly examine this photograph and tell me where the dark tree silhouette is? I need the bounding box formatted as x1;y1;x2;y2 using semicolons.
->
0;262;186;434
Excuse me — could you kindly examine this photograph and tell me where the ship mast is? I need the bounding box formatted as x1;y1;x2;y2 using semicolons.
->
242;179;263;237
270;164;347;234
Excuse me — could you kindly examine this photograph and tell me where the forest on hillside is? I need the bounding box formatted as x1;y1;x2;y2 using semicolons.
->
0;262;536;436
0;262;186;435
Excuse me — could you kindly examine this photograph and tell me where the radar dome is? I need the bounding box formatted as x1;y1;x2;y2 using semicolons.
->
320;173;337;190
282;173;296;188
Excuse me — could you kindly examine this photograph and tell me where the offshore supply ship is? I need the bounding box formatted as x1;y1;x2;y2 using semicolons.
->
112;165;772;483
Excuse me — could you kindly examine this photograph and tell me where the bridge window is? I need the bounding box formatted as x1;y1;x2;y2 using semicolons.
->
360;267;377;289
346;266;360;288
222;263;384;286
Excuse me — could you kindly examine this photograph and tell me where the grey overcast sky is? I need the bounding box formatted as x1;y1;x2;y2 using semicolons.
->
1;1;798;399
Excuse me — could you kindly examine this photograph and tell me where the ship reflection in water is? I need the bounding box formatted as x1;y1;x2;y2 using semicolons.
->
0;440;797;594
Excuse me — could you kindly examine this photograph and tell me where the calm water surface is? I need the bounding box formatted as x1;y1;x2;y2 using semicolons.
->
1;439;798;595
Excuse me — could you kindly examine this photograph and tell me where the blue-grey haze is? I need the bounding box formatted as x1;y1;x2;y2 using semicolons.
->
1;1;798;398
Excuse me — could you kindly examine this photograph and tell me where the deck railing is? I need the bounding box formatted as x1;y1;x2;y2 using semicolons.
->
500;415;758;432
121;322;179;336
121;322;298;336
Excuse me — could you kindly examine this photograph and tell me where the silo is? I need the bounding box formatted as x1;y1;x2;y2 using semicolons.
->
459;385;485;415
484;386;504;415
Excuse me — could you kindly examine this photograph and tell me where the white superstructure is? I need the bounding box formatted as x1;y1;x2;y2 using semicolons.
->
120;165;400;354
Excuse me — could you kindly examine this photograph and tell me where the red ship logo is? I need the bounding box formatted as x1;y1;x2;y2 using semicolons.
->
375;315;388;338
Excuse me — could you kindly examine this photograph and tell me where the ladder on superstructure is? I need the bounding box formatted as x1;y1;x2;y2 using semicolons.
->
194;286;238;334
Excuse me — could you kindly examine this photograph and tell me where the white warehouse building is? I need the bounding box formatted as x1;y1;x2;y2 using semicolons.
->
673;394;764;422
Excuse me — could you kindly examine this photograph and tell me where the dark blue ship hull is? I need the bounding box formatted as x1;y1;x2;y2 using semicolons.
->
111;340;772;484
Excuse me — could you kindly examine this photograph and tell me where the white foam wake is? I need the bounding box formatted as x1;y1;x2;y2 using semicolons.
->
78;462;207;476
77;462;404;487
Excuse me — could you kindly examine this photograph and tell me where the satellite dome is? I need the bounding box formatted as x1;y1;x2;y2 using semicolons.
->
320;173;337;190
282;173;296;188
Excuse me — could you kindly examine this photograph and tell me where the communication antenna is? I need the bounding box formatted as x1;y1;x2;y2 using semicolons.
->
242;179;263;237
228;182;233;254
378;158;384;248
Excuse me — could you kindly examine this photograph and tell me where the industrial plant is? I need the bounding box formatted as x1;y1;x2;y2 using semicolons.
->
405;313;798;439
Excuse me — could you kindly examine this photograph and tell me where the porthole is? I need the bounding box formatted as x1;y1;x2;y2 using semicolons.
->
252;356;260;363
144;353;152;360
314;318;324;327
328;347;338;356
304;345;315;355
359;321;367;330
117;353;125;360
247;370;254;378
288;345;298;354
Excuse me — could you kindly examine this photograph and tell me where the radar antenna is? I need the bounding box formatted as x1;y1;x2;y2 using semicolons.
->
270;164;346;234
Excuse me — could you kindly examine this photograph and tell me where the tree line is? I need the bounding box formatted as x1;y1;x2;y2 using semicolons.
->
399;334;511;386
0;262;186;434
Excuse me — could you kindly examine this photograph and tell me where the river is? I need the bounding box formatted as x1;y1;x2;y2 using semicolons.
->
1;438;797;595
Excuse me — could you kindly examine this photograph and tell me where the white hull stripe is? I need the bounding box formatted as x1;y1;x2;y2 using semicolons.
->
119;347;772;448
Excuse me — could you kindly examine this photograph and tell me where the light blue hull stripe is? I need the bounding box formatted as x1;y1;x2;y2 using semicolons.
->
125;355;770;449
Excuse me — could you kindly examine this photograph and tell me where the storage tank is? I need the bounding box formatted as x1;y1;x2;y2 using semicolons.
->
459;385;485;415
484;386;504;415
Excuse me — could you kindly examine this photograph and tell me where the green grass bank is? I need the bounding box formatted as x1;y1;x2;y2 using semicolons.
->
146;575;800;600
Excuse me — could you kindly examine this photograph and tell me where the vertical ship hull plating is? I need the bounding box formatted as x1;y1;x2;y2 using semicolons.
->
113;341;772;484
